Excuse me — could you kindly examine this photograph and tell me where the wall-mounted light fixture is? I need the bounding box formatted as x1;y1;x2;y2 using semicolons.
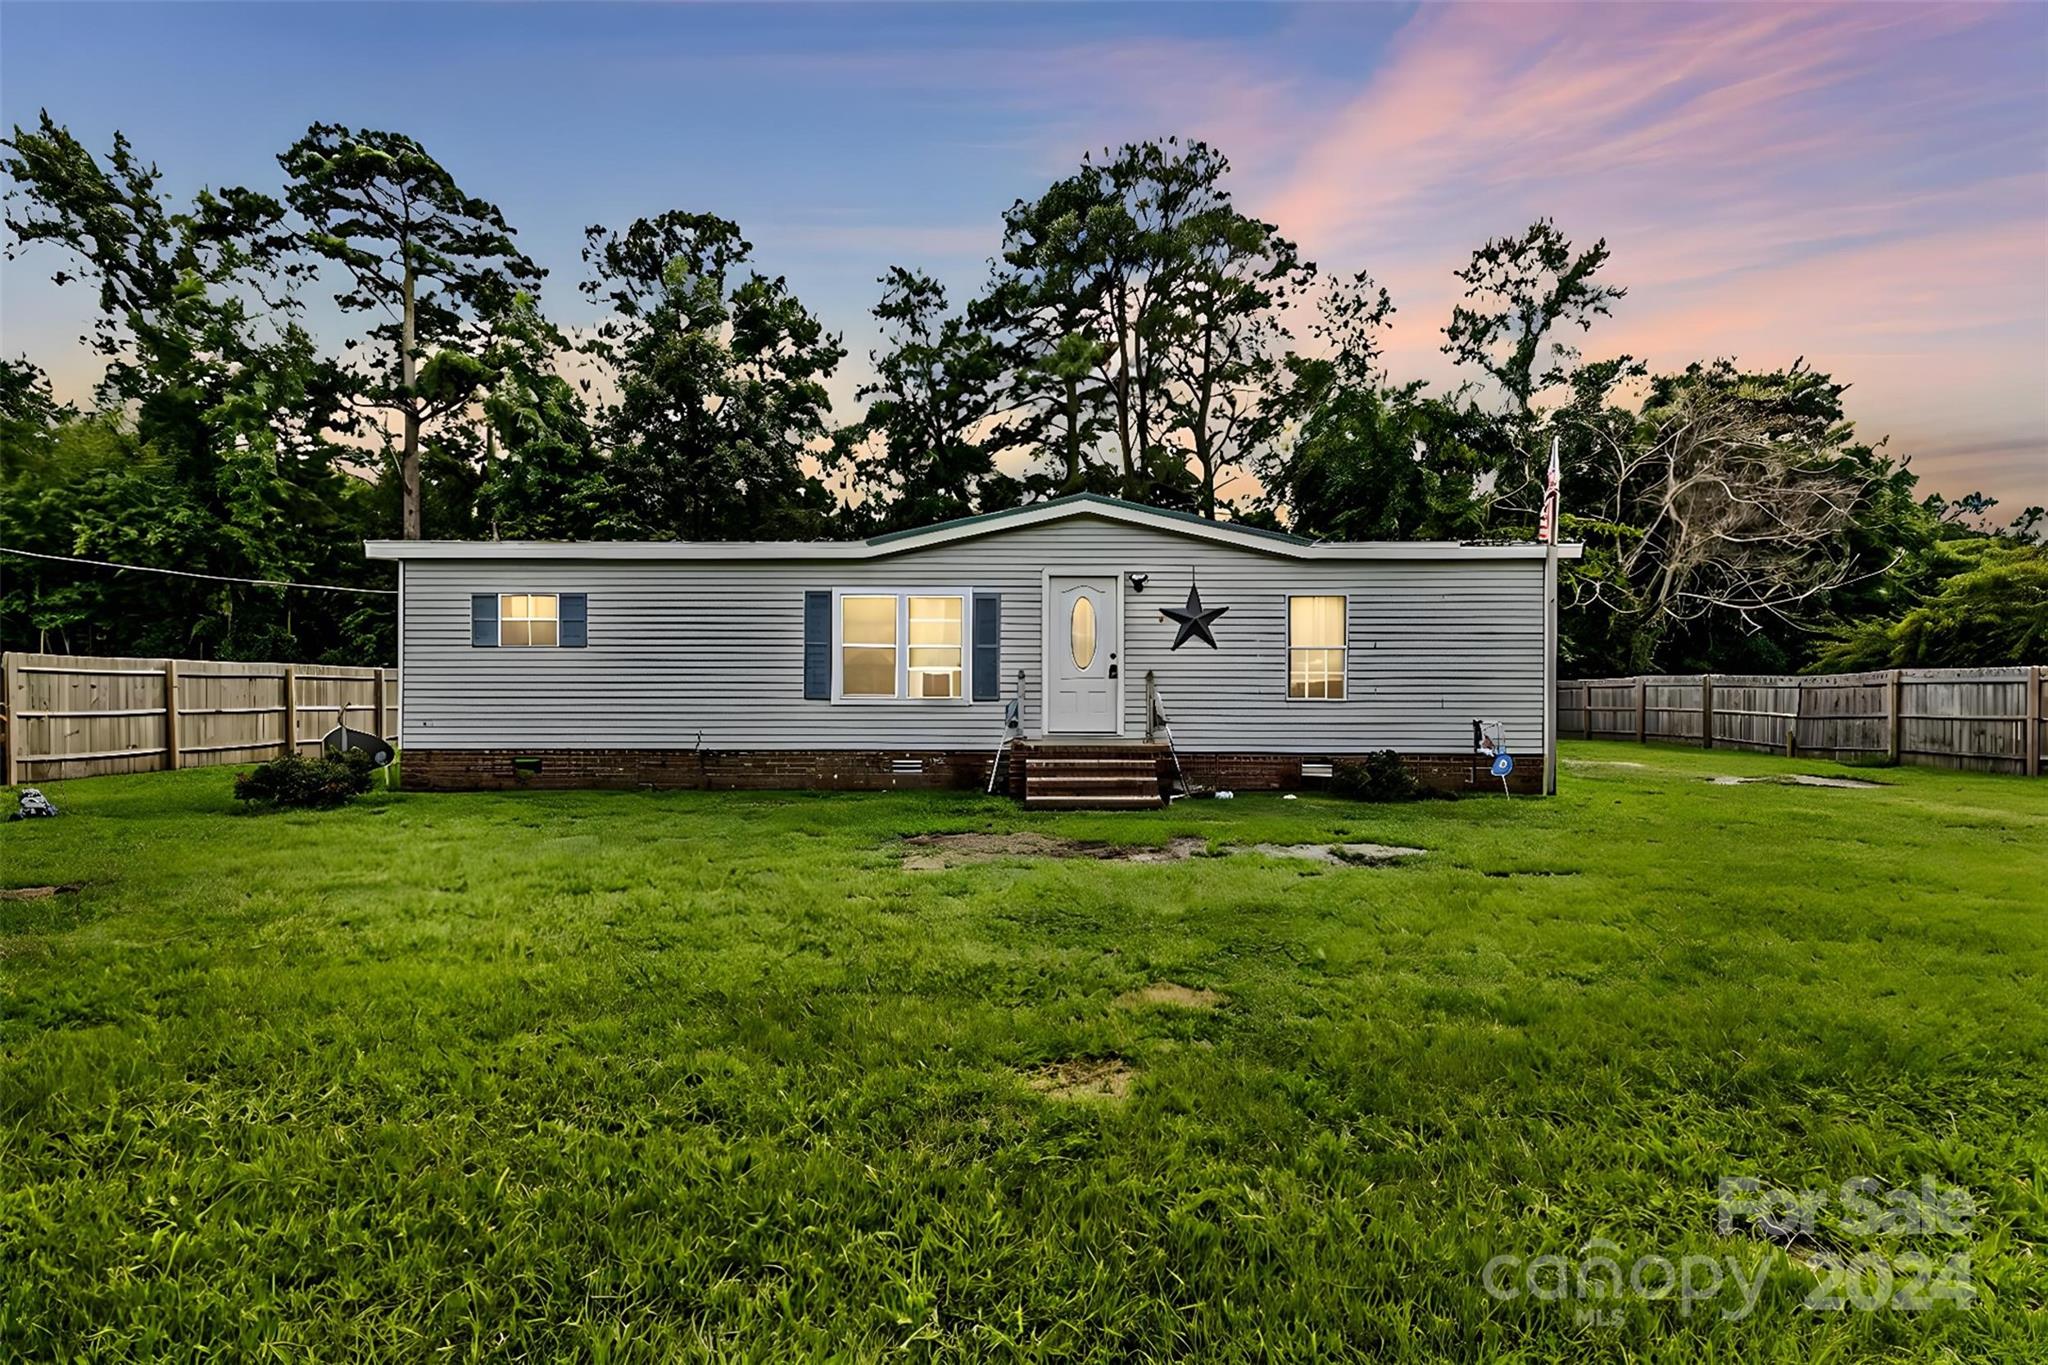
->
1127;572;1150;593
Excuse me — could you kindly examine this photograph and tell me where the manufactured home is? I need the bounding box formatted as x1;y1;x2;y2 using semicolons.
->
368;495;1578;804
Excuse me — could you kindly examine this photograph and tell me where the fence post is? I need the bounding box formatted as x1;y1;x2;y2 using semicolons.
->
281;666;297;759
1582;684;1593;739
1700;674;1715;750
163;659;182;772
1786;680;1802;759
373;668;388;742
2027;665;2042;778
2;653;20;786
1634;677;1647;744
1887;669;1903;765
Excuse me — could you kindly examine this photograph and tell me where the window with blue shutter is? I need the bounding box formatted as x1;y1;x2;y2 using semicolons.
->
471;594;498;647
972;591;1001;700
803;591;831;699
559;593;588;648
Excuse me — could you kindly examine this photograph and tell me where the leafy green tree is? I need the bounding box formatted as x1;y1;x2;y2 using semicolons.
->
844;267;1016;532
1258;270;1485;541
981;139;1285;506
1561;359;1918;673
476;293;608;539
0;357;71;480
1443;218;1626;419
1812;541;2047;670
1274;385;1489;542
3;113;387;661
278;124;543;539
1163;195;1311;518
1280;269;1396;413
580;211;845;540
1442;219;1628;527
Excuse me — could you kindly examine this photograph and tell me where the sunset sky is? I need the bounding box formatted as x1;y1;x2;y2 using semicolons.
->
3;1;2044;511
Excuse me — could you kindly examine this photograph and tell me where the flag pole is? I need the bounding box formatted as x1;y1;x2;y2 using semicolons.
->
1542;434;1561;796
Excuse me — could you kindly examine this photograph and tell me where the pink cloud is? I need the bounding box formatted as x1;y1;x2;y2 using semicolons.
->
1199;1;2048;504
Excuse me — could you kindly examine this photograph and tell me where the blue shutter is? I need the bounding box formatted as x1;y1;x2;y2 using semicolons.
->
471;594;498;647
972;592;1001;701
559;593;588;648
803;591;832;700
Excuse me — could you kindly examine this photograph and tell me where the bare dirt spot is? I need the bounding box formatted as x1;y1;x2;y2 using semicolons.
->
0;883;83;901
1482;869;1581;879
1240;842;1426;865
1562;758;1648;769
1707;774;1885;790
901;833;1205;870
1116;982;1225;1011
1024;1057;1136;1102
901;833;1424;870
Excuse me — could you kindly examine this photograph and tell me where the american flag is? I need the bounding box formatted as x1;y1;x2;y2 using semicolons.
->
1537;437;1561;545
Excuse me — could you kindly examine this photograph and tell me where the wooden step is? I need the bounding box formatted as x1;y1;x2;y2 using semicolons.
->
1023;793;1166;809
1027;773;1159;785
1028;756;1161;767
1010;744;1166;808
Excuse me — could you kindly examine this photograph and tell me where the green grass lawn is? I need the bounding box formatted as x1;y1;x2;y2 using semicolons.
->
3;742;2044;1361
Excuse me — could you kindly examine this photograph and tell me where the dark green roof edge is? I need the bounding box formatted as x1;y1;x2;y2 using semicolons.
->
863;493;1314;548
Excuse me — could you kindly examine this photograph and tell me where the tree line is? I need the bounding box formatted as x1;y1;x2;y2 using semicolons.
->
3;117;2041;674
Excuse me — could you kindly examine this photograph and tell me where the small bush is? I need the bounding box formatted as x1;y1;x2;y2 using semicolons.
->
233;750;376;809
1330;750;1438;802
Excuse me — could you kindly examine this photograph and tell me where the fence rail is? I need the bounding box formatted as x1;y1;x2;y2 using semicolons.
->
1558;666;2045;776
2;651;395;783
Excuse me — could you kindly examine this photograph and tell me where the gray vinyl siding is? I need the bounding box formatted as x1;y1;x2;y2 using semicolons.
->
398;515;1545;754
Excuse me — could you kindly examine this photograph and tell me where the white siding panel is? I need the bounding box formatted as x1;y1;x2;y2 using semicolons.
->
398;516;1545;753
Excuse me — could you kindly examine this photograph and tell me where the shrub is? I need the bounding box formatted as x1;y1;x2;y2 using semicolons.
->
1330;750;1436;802
233;750;377;809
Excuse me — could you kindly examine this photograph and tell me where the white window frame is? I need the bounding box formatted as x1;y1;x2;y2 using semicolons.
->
498;592;562;649
1285;592;1350;703
831;589;976;705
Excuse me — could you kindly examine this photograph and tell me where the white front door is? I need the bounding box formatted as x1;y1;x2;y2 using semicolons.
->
1046;574;1120;734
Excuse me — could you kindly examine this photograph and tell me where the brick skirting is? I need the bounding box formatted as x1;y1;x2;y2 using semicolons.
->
401;747;1546;796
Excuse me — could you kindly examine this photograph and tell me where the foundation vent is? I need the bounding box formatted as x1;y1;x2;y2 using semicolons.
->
890;758;925;775
1301;761;1335;779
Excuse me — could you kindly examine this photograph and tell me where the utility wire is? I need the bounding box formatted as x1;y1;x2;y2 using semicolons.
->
0;546;397;595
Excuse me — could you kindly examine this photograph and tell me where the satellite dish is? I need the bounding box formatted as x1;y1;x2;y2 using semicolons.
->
323;724;394;769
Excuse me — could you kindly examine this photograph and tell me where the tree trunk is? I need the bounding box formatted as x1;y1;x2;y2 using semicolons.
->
400;259;422;540
1062;378;1083;490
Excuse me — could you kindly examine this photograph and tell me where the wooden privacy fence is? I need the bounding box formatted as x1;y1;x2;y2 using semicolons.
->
1558;667;2046;776
1;652;396;784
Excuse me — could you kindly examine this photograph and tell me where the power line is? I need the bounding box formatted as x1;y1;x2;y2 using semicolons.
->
0;546;396;595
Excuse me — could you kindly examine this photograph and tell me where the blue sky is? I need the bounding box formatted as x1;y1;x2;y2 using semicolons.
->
4;1;2044;510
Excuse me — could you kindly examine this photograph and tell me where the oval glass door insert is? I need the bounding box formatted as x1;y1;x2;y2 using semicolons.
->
1070;595;1097;669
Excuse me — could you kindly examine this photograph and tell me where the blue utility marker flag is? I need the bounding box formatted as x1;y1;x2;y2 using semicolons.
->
1491;752;1515;778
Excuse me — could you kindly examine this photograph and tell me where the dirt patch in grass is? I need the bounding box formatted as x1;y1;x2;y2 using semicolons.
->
0;883;84;901
1116;982;1225;1011
904;833;1424;870
1483;869;1581;879
902;833;1206;870
1562;758;1648;769
1024;1057;1136;1102
1706;774;1885;790
1240;842;1426;865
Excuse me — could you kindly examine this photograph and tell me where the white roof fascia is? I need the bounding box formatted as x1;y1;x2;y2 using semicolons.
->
366;499;1582;562
364;537;1582;563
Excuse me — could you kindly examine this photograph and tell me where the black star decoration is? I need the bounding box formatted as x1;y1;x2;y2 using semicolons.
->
1162;583;1229;650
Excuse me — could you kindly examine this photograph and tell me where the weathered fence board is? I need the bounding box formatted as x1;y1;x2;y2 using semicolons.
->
1558;666;2045;776
2;652;396;783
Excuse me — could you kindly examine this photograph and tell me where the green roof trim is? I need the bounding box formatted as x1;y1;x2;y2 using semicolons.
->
863;493;1314;548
